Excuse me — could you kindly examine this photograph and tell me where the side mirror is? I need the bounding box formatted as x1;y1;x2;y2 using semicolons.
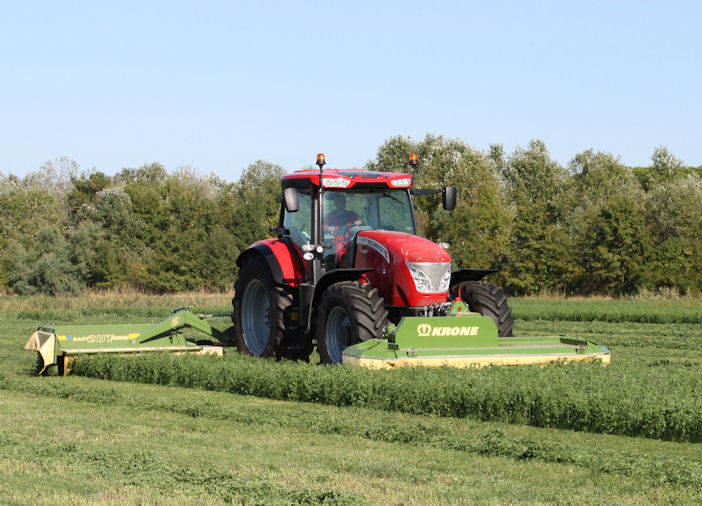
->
442;186;456;210
283;187;299;212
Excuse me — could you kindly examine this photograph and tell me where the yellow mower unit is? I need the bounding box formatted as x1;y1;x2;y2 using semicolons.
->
342;301;610;369
25;307;232;375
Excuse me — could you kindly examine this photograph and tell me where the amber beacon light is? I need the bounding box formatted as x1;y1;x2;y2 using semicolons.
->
316;153;326;169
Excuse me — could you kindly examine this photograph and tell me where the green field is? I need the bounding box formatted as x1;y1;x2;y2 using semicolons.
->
1;295;701;504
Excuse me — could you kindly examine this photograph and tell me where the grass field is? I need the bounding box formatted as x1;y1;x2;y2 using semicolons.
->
1;294;701;504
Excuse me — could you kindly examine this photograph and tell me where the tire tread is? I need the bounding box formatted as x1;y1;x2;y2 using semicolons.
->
316;281;389;363
450;280;514;337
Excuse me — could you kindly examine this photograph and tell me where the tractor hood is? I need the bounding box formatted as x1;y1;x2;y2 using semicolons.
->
356;230;451;264
354;230;452;308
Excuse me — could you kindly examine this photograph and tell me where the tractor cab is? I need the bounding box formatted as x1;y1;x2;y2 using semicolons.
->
283;184;418;270
279;154;456;274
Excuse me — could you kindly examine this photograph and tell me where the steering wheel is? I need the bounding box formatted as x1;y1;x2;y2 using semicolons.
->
347;225;374;236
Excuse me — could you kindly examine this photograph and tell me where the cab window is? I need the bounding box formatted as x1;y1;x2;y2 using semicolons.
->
283;190;311;247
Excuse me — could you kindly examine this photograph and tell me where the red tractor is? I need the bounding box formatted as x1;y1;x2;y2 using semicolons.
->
232;154;514;363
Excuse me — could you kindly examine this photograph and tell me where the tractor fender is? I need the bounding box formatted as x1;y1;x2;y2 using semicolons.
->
450;268;498;286
236;239;306;287
304;268;372;332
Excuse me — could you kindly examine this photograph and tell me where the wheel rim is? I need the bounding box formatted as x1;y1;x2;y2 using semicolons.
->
325;305;351;363
241;278;270;355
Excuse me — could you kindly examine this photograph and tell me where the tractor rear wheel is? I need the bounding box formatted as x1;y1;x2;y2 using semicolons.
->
316;281;388;364
233;255;291;357
450;281;514;337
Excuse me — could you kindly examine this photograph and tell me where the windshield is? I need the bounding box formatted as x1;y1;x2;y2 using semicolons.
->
323;189;415;236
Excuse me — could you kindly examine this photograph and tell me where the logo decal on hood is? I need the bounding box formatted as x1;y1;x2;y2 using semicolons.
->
357;236;390;262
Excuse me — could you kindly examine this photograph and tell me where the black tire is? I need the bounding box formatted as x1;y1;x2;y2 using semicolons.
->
34;353;50;376
450;280;514;337
316;281;389;364
232;255;292;357
34;353;64;376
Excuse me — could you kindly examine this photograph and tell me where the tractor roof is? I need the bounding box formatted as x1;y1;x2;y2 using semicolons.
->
281;168;413;190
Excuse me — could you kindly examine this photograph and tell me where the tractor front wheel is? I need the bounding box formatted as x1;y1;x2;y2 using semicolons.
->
233;255;291;357
450;280;514;337
316;281;388;364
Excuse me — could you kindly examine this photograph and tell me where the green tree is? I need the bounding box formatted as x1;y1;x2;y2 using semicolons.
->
568;150;650;294
66;171;112;223
0;172;68;287
369;135;513;270
4;227;83;295
648;146;688;188
645;173;702;291
501;140;576;294
230;160;286;251
114;162;169;186
633;146;688;191
118;166;207;292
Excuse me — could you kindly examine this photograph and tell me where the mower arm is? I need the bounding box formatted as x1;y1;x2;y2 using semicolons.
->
25;307;234;375
134;307;233;343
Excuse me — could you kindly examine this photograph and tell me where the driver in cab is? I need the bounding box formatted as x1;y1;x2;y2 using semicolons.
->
324;193;361;239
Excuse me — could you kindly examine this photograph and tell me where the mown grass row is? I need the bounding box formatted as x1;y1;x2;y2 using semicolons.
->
2;373;700;490
510;298;702;324
0;290;233;313
0;388;362;505
516;320;702;357
11;306;234;328
6;295;701;324
70;352;702;442
0;433;361;506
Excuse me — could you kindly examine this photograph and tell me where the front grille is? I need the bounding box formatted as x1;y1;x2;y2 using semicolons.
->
406;262;451;293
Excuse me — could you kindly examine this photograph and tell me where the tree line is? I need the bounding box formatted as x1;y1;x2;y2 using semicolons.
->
1;136;700;296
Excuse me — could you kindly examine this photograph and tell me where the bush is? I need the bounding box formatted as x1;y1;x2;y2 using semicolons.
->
4;227;84;295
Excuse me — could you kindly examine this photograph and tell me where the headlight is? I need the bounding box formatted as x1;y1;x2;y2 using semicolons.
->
406;262;452;293
439;269;451;292
389;177;412;188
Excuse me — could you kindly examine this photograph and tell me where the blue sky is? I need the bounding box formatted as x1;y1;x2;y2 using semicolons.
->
1;1;700;181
